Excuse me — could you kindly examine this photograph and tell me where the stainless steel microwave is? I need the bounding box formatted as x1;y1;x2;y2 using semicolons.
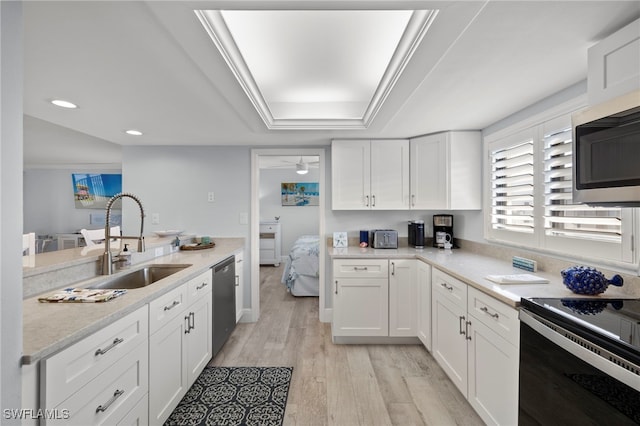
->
572;89;640;206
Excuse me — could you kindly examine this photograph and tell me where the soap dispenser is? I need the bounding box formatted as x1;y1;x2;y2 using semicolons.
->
119;243;132;268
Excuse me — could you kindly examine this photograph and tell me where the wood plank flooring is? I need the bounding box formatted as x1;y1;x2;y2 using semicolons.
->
210;265;484;426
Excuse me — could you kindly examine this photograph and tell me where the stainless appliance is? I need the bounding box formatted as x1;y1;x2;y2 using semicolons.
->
371;230;398;249
433;214;454;248
212;256;236;357
519;297;640;425
408;220;425;248
572;89;640;206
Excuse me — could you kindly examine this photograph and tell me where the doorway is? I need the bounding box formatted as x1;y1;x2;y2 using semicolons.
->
250;149;327;323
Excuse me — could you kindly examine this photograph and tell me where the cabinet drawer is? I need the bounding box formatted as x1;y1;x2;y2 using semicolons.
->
149;284;188;335
260;224;279;233
333;259;388;278
47;341;148;426
41;305;148;410
260;238;275;249
432;268;467;308
468;287;519;346
187;270;212;302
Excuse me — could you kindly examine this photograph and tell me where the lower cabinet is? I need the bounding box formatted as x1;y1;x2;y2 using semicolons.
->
431;268;519;426
149;270;212;424
235;250;244;323
332;258;417;339
416;260;432;350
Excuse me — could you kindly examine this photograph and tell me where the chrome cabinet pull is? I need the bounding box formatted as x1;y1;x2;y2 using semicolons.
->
235;276;239;286
96;389;124;413
459;316;466;335
95;338;124;356
480;306;499;319
391;262;395;276
365;195;369;207
372;195;376;206
189;312;195;330
185;315;190;334
335;280;338;295
353;266;368;271
411;194;415;206
466;320;472;341
440;282;453;292
164;300;180;311
196;282;208;290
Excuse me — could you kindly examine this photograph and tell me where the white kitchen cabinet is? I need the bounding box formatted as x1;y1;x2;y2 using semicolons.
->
235;250;244;322
40;305;149;426
389;259;417;337
332;258;419;341
332;259;389;337
149;270;212;424
588;18;640;105
331;139;409;210
431;268;519;425
416;260;432;350
409;131;481;210
259;221;281;266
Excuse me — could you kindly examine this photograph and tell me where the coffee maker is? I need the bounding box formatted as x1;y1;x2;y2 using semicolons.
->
408;220;425;248
433;214;454;248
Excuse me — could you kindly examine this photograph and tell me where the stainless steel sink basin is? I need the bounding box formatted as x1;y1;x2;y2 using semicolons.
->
86;264;192;290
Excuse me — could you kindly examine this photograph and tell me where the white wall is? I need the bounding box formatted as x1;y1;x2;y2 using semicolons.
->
1;1;23;420
259;167;320;255
24;168;121;243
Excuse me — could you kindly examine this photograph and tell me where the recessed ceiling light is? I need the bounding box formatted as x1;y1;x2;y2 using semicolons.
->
51;99;78;109
125;130;143;136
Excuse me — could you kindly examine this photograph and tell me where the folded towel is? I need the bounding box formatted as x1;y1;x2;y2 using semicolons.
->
38;288;126;303
485;274;549;284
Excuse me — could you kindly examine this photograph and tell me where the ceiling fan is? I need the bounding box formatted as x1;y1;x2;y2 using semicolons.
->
267;156;319;174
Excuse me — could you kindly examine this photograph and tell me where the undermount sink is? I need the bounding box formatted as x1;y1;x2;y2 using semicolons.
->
86;264;192;290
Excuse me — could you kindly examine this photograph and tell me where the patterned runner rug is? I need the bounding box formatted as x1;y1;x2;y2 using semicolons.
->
165;366;293;426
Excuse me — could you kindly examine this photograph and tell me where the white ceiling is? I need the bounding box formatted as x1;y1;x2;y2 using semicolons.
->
22;1;640;160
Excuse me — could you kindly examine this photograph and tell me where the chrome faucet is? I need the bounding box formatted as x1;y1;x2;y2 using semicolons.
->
102;192;146;275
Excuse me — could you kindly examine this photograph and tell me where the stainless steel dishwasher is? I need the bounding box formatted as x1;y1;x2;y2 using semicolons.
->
212;255;236;357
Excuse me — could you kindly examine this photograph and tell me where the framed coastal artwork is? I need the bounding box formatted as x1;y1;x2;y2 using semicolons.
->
281;182;319;206
71;173;122;209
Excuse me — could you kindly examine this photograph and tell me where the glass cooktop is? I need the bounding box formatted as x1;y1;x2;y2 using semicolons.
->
522;298;640;353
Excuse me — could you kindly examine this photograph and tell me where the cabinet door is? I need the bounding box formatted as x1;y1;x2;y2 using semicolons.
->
416;261;432;350
448;132;481;210
149;314;188;424
332;140;371;209
432;290;468;398
410;133;447;209
467;316;519;426
235;251;244;323
332;277;389;337
389;259;417;337
370;140;410;209
186;296;212;385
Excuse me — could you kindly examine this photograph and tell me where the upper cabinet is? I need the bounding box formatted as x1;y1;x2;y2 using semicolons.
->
410;131;481;210
588;18;640;105
332;139;409;210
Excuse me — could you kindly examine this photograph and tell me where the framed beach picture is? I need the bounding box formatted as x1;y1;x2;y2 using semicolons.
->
72;173;122;209
281;182;319;206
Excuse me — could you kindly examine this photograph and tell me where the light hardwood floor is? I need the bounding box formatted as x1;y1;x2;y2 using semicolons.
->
211;265;484;426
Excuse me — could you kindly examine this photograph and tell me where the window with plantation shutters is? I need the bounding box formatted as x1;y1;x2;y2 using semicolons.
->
490;138;534;234
543;126;622;244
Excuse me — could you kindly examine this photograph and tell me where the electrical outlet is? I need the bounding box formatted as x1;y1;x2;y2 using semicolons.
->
208;192;215;202
151;213;160;224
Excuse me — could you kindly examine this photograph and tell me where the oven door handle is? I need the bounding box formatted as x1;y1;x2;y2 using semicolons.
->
519;308;639;391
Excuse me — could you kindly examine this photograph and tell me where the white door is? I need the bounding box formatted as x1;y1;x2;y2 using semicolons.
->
331;140;371;209
416;261;432;350
332;277;389;337
185;296;212;385
410;133;448;209
389;259;417;336
370;139;409;209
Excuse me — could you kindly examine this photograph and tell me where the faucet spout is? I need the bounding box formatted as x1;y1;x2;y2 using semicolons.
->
102;192;146;275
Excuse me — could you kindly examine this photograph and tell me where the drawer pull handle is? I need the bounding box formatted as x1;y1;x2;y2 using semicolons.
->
459;316;466;336
96;389;124;413
335;280;338;295
164;300;180;311
235;276;239;287
94;338;124;356
466;320;472;341
185;315;191;334
480;306;499;319
353;267;368;271
196;282;208;290
441;282;453;292
365;195;369;207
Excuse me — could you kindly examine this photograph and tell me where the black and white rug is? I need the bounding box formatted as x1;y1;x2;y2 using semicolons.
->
164;366;293;426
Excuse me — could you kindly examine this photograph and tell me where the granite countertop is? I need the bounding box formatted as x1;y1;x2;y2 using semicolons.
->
22;237;244;365
328;246;640;307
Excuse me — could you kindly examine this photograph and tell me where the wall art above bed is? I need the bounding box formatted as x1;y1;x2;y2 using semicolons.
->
281;182;319;206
